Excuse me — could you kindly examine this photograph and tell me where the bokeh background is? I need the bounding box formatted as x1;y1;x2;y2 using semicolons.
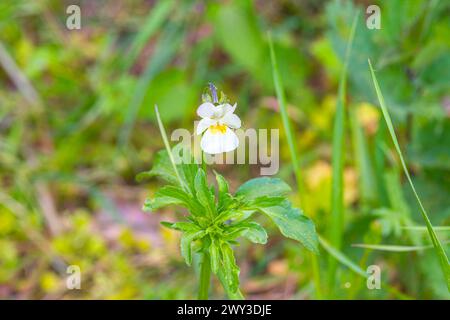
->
0;0;449;299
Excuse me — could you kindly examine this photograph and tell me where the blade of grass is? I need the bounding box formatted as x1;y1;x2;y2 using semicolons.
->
402;226;450;232
319;236;413;300
326;12;359;293
368;59;450;292
347;245;371;299
268;33;322;299
352;242;450;252
119;20;184;147
154;104;187;192
121;0;175;71
268;33;303;195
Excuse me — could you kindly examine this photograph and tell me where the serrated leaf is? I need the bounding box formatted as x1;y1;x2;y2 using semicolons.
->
180;230;205;266
215;171;233;210
146;185;207;222
218;243;240;294
173;145;198;195
143;185;191;212
142;196;180;212
137;148;197;195
247;196;285;208
137;150;179;185
180;162;198;195
210;238;220;274
213;208;248;225
195;169;216;217
161;221;200;233
254;200;319;253
235;177;291;201
224;221;268;244
215;171;229;195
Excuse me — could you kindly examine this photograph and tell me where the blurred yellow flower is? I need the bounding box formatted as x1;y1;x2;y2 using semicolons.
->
357;102;380;134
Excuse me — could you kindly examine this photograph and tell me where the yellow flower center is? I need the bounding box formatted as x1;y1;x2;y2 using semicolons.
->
209;123;227;134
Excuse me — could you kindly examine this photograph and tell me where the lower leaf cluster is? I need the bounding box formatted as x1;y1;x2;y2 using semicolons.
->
139;150;319;296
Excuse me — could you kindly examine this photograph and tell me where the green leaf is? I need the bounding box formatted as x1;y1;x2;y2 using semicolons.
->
213;208;248;225
143;180;207;221
235;177;291;201
142;196;179;212
195;169;216;217
161;221;200;233
219;242;240;294
136;150;179;185
180;230;205;266
215;171;232;210
143;185;191;212
179;162;198;196
172;144;199;195
254;200;319;253
225;221;268;244
209;238;220;274
247;196;285;208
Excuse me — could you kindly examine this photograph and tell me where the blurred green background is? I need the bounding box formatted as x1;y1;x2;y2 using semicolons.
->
0;0;449;299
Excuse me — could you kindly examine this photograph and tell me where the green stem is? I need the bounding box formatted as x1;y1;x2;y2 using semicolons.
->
201;150;207;173
198;251;211;300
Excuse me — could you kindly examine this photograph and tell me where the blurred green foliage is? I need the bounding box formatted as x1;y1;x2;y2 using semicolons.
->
0;0;449;299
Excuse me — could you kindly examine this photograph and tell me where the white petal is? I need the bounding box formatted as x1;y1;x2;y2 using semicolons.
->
221;113;241;129
201;128;239;154
228;103;237;114
196;118;216;135
211;103;233;119
221;129;239;152
222;103;236;115
197;102;216;118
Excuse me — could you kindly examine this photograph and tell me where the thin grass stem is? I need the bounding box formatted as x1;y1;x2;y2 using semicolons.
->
268;32;322;299
326;12;359;294
154;105;187;191
368;60;450;291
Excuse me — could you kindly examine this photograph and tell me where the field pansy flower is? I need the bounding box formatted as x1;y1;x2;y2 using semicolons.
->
196;95;241;154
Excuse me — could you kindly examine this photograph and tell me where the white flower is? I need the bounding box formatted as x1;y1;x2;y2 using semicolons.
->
196;102;241;154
